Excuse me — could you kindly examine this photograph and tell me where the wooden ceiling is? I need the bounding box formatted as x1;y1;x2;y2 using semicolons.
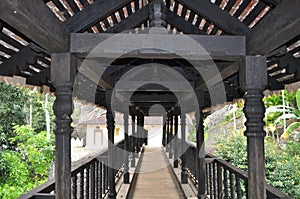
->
0;0;299;114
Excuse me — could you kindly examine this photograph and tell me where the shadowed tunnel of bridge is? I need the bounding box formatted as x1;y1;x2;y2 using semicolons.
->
127;147;185;199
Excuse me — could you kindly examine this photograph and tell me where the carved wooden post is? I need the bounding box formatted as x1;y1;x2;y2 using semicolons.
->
124;112;130;184
240;56;267;199
137;110;142;151
166;112;171;152
195;91;206;199
51;53;75;199
149;0;166;28
169;110;173;159
174;114;179;168
162;114;167;147
131;115;136;167
181;113;188;184
105;90;117;199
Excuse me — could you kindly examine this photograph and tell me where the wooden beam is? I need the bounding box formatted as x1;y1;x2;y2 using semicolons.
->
71;33;245;59
177;0;250;35
163;8;206;35
0;0;70;52
247;0;300;54
64;0;133;32
105;5;150;33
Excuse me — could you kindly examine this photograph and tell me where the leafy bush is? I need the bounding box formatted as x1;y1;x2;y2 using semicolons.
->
0;125;54;199
215;132;300;198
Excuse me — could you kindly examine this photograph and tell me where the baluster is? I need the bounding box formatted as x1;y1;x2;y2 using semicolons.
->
230;172;235;199
236;177;243;199
245;181;249;199
223;169;229;199
95;162;99;199
91;162;95;199
205;163;209;194
213;163;217;199
80;170;84;199
99;162;103;198
217;164;223;199
106;163;109;192
209;164;213;197
86;167;90;199
72;175;77;199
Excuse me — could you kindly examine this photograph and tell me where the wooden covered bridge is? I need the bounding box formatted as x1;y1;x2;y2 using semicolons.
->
0;0;299;198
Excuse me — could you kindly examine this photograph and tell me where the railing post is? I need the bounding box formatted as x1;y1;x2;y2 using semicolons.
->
105;90;117;199
137;109;142;151
169;110;173;159
174;114;179;168
181;113;188;184
51;53;75;199
162;114;167;147
131;115;136;167
240;56;267;199
196;91;206;199
124;112;130;184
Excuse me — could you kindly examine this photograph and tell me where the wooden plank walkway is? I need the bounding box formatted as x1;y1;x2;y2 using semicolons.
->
127;147;185;199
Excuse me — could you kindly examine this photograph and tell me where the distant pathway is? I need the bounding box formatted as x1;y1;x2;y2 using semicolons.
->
127;147;185;199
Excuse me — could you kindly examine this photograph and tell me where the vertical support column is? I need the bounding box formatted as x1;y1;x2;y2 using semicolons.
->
162;114;167;147
131;115;136;167
169;110;173;159
51;53;75;199
149;0;166;28
141;112;145;146
174;114;179;168
124;112;130;184
196;91;206;199
105;90;117;199
166;112;170;152
181;113;188;184
240;56;267;199
139;110;144;150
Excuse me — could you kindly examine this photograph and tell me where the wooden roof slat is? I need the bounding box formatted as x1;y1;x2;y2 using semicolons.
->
0;32;24;49
243;1;266;26
105;5;149;34
0;0;70;52
224;0;236;11
0;44;16;55
247;0;300;54
164;8;206;35
65;0;80;13
64;0;133;32
51;0;72;18
177;0;250;35
233;0;252;18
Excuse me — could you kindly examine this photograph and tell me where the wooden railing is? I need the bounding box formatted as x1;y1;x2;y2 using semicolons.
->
181;142;292;199
19;141;125;199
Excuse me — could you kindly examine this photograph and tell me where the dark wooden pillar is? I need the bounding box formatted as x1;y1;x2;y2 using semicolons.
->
169;111;173;159
124;112;130;184
174;115;179;168
52;53;75;199
162;114;167;146
131;115;136;167
181;113;188;184
240;56;267;199
105;90;117;199
138;110;143;150
166;112;170;152
196;91;206;199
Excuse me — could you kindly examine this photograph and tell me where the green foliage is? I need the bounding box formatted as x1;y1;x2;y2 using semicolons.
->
0;83;55;198
0;82;27;149
0;125;54;199
215;132;300;198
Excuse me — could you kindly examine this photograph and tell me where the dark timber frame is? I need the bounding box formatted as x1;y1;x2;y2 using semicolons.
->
1;0;299;198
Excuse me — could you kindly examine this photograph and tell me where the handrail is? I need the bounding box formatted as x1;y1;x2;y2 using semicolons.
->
18;141;125;199
180;141;292;199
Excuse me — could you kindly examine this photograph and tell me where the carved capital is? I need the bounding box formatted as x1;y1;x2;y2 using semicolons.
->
53;85;73;135
240;56;267;91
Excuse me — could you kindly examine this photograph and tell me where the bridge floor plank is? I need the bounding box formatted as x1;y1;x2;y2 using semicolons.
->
127;147;185;199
